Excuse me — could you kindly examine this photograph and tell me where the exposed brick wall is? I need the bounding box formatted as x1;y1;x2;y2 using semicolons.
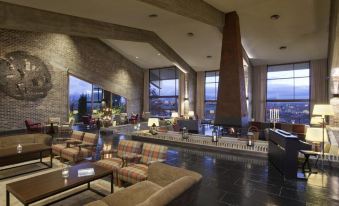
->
0;29;144;131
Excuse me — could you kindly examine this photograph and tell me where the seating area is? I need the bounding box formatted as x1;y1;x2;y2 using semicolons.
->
1;0;339;205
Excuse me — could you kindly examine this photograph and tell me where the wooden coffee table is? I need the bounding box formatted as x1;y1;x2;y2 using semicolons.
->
6;162;113;206
0;144;52;180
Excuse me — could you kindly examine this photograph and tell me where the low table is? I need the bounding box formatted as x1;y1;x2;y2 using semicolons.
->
6;162;114;206
0;144;52;180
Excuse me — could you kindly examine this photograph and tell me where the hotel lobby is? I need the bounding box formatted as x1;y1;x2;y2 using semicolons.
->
0;0;339;205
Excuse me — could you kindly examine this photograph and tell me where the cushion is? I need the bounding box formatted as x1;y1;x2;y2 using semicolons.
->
61;147;92;162
101;181;161;206
148;163;202;187
52;144;66;156
83;133;98;145
118;164;148;184
71;131;84;141
117;140;142;158
96;158;123;172
140;143;167;165
137;176;196;206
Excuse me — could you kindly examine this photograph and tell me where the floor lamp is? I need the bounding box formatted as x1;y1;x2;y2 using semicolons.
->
312;104;334;170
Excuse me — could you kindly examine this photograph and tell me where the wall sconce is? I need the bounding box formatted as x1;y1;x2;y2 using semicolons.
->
331;67;339;96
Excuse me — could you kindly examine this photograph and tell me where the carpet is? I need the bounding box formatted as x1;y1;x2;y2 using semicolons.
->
0;158;121;206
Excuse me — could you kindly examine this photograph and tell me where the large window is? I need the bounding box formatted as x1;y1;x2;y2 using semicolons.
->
149;67;179;117
204;71;219;120
266;62;310;124
69;75;127;119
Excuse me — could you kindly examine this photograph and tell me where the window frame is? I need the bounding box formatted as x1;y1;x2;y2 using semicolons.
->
149;67;179;117
265;61;311;123
204;71;219;120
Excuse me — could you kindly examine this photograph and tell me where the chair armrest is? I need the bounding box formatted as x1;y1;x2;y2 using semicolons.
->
32;123;41;126
100;149;118;159
147;159;166;166
121;153;142;163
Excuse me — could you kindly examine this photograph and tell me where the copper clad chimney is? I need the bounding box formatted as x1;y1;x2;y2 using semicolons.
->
215;11;248;128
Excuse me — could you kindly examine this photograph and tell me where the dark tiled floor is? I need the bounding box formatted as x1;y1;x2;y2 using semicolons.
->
82;127;339;206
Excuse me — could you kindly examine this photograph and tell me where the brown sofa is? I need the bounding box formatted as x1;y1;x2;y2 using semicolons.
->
86;162;202;206
0;133;52;148
0;133;52;166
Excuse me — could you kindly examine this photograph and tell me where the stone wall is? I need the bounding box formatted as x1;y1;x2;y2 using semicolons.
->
0;29;144;131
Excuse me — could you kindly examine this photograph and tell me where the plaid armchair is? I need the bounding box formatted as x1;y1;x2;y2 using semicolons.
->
52;130;84;157
95;140;143;184
61;132;98;163
118;143;168;185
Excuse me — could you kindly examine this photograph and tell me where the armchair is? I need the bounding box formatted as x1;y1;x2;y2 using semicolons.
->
95;140;143;184
24;119;42;133
61;132;98;163
58;119;75;137
52;130;84;157
118;143;168;185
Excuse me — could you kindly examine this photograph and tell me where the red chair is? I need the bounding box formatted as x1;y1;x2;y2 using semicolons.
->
24;119;42;133
129;114;139;124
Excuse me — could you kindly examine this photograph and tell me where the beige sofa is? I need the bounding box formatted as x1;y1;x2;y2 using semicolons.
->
86;162;202;206
0;133;52;148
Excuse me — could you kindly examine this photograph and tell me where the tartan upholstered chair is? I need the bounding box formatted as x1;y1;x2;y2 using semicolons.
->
117;143;168;186
61;132;98;163
95;140;143;184
52;130;84;157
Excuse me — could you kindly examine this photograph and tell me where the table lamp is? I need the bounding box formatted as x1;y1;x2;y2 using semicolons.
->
171;112;179;118
312;104;334;169
148;118;159;135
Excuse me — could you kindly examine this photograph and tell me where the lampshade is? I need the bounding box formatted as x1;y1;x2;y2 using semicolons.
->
171;112;179;118
148;118;159;127
210;110;215;114
92;109;98;114
188;111;195;117
305;127;328;143
73;110;78;115
312;104;334;117
310;116;323;125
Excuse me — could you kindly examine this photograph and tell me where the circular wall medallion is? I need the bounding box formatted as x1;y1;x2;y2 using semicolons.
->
0;51;52;101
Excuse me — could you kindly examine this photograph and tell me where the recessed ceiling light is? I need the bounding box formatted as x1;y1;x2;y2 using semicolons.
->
279;46;287;50
270;14;280;20
187;32;194;37
148;14;158;18
206;55;212;58
136;56;139;59
157;53;161;56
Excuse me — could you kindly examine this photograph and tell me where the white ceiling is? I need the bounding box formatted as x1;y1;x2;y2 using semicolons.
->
2;0;331;69
205;0;330;66
102;39;173;69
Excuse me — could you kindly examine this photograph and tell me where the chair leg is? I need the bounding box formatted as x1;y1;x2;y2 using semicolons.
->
117;177;122;187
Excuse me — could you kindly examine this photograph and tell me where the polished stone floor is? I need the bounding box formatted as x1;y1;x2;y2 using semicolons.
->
94;129;339;206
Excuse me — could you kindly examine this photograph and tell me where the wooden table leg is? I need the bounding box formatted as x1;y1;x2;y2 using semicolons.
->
50;150;53;168
111;173;114;193
6;190;10;206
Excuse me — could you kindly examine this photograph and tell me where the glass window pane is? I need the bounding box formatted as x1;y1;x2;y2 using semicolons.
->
150;97;178;117
150;69;159;82
160;79;176;96
149;81;160;96
266;101;310;124
294;69;309;77
267;70;294;79
205;83;216;100
294;77;309;99
69;75;92;113
160;68;176;80
267;79;294;100
204;102;217;120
